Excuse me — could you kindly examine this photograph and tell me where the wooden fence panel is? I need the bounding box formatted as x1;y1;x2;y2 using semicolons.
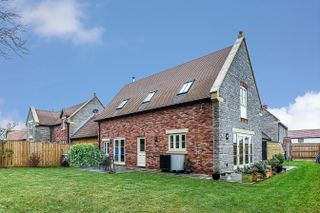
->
0;141;70;167
291;143;320;160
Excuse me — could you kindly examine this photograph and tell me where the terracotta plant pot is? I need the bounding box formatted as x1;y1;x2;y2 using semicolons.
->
265;169;272;178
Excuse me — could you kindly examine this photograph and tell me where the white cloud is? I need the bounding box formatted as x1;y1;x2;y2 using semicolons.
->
0;98;25;130
269;91;320;130
14;0;104;44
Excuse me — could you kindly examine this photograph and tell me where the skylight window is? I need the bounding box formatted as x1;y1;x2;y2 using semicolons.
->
117;99;129;109
143;91;156;103
178;81;194;95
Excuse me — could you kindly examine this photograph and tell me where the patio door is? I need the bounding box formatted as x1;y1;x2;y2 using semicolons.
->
233;133;253;168
137;137;146;167
114;138;125;165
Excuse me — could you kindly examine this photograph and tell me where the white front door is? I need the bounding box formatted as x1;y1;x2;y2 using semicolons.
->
137;137;146;167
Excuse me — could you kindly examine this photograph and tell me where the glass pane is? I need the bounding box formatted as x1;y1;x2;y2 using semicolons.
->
140;139;145;152
170;135;174;149
115;140;119;162
181;134;185;149
245;137;249;164
250;141;253;163
233;143;237;166
239;136;243;165
175;135;180;149
121;140;125;162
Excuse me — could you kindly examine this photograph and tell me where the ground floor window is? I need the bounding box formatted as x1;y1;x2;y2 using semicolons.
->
103;140;110;156
168;133;186;152
233;133;253;167
114;138;125;164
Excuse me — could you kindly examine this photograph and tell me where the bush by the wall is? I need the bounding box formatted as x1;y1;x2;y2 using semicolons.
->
68;143;104;168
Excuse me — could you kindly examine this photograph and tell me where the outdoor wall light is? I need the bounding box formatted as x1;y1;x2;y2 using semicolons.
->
225;133;229;140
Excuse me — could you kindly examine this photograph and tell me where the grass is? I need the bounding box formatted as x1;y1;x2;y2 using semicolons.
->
0;161;319;213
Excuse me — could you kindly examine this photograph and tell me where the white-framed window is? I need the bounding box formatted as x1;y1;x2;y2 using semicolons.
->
143;91;156;103
240;86;247;119
233;133;253;168
103;140;110;156
298;138;304;143
168;133;186;152
116;99;129;110
178;81;194;95
114;138;125;164
27;121;33;140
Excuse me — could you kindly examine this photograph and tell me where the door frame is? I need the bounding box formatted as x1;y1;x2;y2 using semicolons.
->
137;137;146;167
113;137;125;165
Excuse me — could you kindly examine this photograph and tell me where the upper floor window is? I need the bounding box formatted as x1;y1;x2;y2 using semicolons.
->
117;99;129;110
143;91;156;103
298;138;304;143
240;86;247;119
178;81;194;95
27;121;33;140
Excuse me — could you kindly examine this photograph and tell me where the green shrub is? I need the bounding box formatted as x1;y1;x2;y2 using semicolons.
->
68;143;104;168
273;153;285;164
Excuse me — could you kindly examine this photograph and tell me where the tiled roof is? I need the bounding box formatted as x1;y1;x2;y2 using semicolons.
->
35;109;61;126
62;102;86;117
288;129;320;139
35;100;88;126
96;46;232;121
71;116;97;139
7;129;27;141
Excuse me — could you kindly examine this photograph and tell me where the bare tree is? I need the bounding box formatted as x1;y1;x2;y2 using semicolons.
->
0;0;27;58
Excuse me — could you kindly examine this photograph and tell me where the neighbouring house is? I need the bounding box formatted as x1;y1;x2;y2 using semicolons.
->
289;129;320;144
7;129;27;141
96;32;264;174
70;115;99;145
26;94;104;143
261;105;288;143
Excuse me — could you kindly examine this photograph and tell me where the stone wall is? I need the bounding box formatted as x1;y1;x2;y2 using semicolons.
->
216;42;262;171
99;101;214;174
69;97;104;136
34;126;51;142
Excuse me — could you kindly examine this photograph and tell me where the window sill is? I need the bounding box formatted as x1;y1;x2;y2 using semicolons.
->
166;150;187;155
114;162;125;165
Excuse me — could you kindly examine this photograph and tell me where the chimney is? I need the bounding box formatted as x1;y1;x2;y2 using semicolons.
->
132;77;135;83
93;92;96;97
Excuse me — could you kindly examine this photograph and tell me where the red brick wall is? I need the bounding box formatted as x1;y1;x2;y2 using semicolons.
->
53;124;68;143
99;101;215;174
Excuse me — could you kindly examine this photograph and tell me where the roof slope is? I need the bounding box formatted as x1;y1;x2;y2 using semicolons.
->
7;129;27;141
71;116;98;139
96;46;232;121
288;129;320;139
62;102;86;117
35;109;60;126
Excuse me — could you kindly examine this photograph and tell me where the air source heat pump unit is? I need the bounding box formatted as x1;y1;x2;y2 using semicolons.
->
170;154;185;172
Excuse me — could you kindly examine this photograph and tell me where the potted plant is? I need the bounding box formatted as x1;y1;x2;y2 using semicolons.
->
212;167;220;180
251;161;266;182
184;159;193;174
270;155;283;173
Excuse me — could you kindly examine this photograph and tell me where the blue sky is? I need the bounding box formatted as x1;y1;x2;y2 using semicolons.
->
1;0;319;129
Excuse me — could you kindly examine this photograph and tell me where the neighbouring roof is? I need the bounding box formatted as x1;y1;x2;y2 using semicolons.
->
7;129;27;141
262;131;272;141
288;129;320;139
96;46;232;121
33;96;99;126
35;109;61;126
71;116;98;139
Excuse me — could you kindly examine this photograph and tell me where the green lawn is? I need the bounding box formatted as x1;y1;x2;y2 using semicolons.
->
0;161;319;213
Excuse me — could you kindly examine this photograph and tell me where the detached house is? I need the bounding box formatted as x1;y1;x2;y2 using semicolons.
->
26;94;104;144
96;32;263;174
